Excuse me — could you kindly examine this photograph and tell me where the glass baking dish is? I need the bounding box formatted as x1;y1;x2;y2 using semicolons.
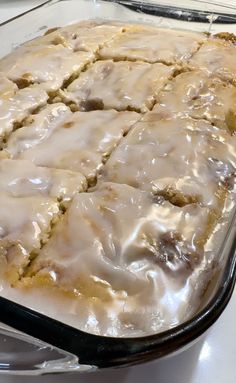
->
0;0;236;375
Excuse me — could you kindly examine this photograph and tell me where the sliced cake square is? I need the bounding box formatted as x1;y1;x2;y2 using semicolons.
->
25;182;210;335
65;60;174;112
0;44;94;92
4;103;140;182
101;116;236;210
99;25;206;64
0;159;86;283
189;38;236;84
0;85;48;140
27;21;125;53
153;70;236;133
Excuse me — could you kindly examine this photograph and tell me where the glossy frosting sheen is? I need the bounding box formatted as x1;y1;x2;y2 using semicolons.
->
0;159;86;282
153;70;236;132
27;183;211;336
5;104;140;180
0;45;94;92
102;116;236;209
99;25;206;64
0;85;48;138
27;21;125;53
0;20;236;338
189;38;236;83
66;60;174;112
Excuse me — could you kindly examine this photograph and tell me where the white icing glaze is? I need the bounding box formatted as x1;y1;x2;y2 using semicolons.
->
4;102;72;151
0;44;94;92
0;85;48;138
102;116;236;208
66;60;174;112
5;104;140;180
99;25;206;64
27;182;212;336
27;21;124;53
189;38;236;83
153;70;236;132
0;159;86;202
0;159;86;279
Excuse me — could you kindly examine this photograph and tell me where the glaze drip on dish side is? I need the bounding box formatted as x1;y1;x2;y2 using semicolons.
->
0;21;235;337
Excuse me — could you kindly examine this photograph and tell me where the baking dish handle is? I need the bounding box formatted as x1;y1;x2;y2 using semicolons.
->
0;323;93;376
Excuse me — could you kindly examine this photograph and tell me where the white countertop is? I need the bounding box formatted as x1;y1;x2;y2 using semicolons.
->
0;1;235;382
0;0;47;23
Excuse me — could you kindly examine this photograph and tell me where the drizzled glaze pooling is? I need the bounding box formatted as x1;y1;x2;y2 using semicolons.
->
0;21;235;337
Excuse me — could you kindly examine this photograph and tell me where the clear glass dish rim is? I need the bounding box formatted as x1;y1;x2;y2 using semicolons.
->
1;0;236;27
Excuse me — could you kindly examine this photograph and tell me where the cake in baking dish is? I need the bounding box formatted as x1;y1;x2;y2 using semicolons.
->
0;20;235;337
